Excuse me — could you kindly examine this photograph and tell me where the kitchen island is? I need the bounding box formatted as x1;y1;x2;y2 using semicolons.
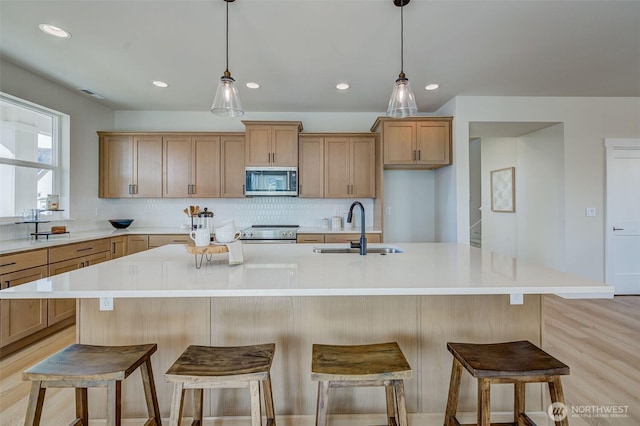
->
0;243;613;423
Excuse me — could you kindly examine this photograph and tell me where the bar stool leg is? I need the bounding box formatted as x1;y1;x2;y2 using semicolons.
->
385;384;396;426
393;380;408;426
249;381;262;426
263;373;276;426
168;382;185;426
444;358;463;426
105;380;122;426
548;377;568;426
514;382;525;424
315;381;330;426
140;358;162;425
24;381;46;426
193;388;203;426
75;388;88;425
477;378;490;426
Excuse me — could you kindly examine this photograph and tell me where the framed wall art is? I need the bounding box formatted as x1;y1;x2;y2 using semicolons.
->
491;167;515;212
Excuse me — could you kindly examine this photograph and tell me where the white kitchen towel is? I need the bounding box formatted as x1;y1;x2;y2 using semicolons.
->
226;240;244;265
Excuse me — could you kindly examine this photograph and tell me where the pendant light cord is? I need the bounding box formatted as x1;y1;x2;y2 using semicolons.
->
225;0;229;72
400;0;404;75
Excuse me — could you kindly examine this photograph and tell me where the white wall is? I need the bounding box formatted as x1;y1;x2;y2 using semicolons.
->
517;124;565;270
383;170;435;243
481;138;518;257
0;60;115;239
445;96;640;281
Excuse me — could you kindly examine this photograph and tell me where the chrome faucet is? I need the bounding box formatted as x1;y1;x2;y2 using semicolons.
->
347;201;367;255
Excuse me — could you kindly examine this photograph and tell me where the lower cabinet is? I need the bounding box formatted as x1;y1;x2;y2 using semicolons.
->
110;236;127;259
127;235;149;255
148;234;193;248
48;239;112;326
297;233;382;244
0;265;48;347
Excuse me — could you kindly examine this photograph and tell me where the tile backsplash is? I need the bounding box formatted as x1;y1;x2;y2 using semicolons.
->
1;197;374;241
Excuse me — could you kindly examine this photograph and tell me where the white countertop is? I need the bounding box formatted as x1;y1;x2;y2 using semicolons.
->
0;227;382;254
0;243;613;301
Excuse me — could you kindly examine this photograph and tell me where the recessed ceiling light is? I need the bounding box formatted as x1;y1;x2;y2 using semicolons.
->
152;80;169;88
425;84;439;91
39;24;71;39
336;83;350;90
246;82;260;89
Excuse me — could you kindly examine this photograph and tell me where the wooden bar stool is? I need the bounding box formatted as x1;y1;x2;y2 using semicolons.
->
164;343;276;426
311;342;412;426
444;340;570;426
22;343;161;426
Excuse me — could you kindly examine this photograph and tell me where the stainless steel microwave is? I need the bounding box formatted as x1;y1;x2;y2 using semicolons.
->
245;166;298;196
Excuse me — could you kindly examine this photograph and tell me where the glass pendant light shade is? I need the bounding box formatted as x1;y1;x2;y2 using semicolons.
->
387;73;418;118
211;72;244;117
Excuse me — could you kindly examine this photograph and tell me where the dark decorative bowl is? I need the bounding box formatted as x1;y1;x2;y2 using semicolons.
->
109;219;134;229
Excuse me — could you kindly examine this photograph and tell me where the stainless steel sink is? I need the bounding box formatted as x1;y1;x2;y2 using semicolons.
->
313;246;403;254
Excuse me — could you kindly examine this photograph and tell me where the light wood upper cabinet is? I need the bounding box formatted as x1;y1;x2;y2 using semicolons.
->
221;135;246;197
298;136;325;197
163;136;221;198
243;121;302;166
371;117;452;169
324;136;375;198
99;134;163;197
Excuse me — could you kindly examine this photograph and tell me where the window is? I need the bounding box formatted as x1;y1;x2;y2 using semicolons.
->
0;92;67;218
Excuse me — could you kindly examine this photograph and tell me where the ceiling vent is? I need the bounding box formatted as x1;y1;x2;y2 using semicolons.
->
78;88;105;99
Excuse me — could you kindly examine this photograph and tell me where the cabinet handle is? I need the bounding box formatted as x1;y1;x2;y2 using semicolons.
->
243;184;245;195
112;242;116;254
417;150;421;161
272;152;275;163
191;184;196;195
134;184;138;194
76;247;92;252
79;261;85;268
85;260;90;266
6;281;11;288
267;152;271;163
0;261;17;268
128;184;132;194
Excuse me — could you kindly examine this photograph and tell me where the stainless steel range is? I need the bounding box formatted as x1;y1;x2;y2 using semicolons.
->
240;225;299;243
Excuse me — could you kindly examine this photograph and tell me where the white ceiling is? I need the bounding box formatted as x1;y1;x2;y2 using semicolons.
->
1;0;639;114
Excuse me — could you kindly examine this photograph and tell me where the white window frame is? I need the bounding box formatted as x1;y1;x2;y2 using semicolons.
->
0;92;70;221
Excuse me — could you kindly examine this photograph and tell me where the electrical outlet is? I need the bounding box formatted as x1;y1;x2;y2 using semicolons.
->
586;208;596;217
99;297;114;311
385;207;391;215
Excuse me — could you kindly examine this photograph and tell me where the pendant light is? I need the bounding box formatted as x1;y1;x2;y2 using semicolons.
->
386;0;418;118
211;0;244;117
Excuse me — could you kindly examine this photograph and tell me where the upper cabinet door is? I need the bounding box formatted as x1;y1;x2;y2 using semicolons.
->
299;136;324;197
99;135;134;198
221;135;246;198
163;136;192;197
271;125;298;166
416;121;451;165
350;137;375;198
244;126;273;166
382;121;416;165
133;136;163;197
192;136;221;198
324;137;351;198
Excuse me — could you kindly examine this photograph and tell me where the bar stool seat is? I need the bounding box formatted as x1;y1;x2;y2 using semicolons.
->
444;340;570;426
22;343;161;426
165;343;276;426
311;342;412;426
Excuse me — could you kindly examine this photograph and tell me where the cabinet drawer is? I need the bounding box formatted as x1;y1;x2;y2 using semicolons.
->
49;239;110;263
324;233;382;244
0;249;48;275
148;234;193;248
296;234;325;244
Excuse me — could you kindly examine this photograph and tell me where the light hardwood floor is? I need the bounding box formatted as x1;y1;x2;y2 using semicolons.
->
1;296;638;425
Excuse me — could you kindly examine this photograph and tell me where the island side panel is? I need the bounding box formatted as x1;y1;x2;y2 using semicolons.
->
209;296;421;417
78;298;211;419
420;294;543;413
